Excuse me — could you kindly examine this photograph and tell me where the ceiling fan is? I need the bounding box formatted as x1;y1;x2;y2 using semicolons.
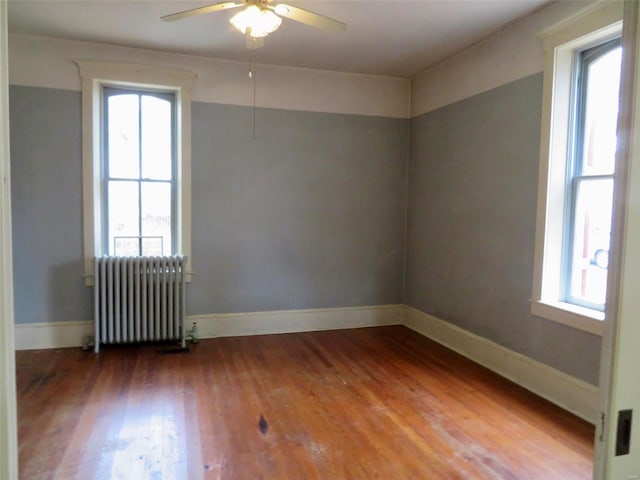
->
161;0;347;49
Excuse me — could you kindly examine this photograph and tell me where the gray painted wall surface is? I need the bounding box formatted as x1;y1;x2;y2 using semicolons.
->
9;86;91;325
9;86;408;323
190;104;408;313
404;73;601;385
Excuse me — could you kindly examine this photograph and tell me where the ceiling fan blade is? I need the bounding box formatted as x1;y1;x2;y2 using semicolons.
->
246;31;265;50
270;4;346;34
161;1;245;22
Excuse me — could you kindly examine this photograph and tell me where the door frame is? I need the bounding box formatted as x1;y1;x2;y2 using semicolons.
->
0;2;18;479
595;0;640;478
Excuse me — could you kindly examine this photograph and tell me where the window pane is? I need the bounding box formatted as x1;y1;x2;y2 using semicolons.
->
141;95;172;180
108;181;140;256
580;47;622;176
107;94;140;179
141;182;172;256
569;178;613;306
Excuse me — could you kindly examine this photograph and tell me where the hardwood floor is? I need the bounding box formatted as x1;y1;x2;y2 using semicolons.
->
16;326;594;479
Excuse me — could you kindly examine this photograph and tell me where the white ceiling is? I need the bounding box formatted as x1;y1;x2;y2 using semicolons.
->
7;0;550;78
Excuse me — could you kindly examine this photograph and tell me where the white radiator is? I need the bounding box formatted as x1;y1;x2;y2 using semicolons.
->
93;256;187;353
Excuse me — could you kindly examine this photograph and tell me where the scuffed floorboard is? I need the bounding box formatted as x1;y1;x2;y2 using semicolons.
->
17;326;594;479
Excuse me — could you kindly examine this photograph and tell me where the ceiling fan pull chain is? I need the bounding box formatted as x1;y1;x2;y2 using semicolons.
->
251;61;257;140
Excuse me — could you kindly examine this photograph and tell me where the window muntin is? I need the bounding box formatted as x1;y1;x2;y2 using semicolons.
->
103;87;176;257
563;40;621;310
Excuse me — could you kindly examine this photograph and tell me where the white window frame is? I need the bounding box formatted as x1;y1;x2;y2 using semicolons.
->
532;2;623;336
76;61;195;284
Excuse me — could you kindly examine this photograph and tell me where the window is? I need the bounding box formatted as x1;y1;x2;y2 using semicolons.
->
77;61;195;284
532;2;623;335
103;87;176;257
564;39;621;310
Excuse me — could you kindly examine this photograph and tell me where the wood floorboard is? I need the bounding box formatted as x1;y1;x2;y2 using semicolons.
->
16;326;594;479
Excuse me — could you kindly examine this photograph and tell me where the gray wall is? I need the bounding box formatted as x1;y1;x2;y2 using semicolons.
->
190;104;408;313
9;85;408;323
9;86;91;325
404;74;601;385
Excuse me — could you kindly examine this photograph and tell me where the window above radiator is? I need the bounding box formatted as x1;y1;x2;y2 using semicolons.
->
76;61;195;285
102;86;177;257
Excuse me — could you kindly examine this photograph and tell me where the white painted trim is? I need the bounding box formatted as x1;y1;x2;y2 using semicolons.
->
0;2;18;478
403;306;599;424
539;1;623;47
598;2;640;476
531;300;604;335
77;61;195;284
76;61;196;88
188;304;403;339
14;321;94;351
13;305;403;350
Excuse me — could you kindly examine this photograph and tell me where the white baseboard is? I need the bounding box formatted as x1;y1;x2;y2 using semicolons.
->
14;320;94;350
403;306;599;424
188;304;403;339
14;304;403;350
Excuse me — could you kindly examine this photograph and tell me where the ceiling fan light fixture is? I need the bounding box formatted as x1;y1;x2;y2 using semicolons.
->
273;5;289;16
230;5;282;38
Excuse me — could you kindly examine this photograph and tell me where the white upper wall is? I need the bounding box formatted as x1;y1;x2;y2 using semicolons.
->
411;0;601;118
10;1;618;120
8;33;411;119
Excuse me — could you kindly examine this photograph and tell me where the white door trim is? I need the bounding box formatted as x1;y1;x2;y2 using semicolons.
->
0;2;19;478
596;1;640;477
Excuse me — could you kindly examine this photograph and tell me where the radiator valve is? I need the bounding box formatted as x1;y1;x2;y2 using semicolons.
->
186;322;199;344
82;335;95;351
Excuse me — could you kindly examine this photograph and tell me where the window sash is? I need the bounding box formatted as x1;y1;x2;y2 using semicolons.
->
102;87;177;256
562;39;621;310
563;175;614;310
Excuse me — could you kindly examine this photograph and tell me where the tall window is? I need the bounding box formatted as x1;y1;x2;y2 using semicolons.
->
103;87;176;257
77;61;195;284
532;2;622;335
564;40;622;310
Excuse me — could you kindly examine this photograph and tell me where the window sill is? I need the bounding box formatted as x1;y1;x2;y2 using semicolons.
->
531;300;604;336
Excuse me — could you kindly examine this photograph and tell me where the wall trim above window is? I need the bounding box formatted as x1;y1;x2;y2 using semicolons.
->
538;1;623;49
532;2;623;335
76;61;196;284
